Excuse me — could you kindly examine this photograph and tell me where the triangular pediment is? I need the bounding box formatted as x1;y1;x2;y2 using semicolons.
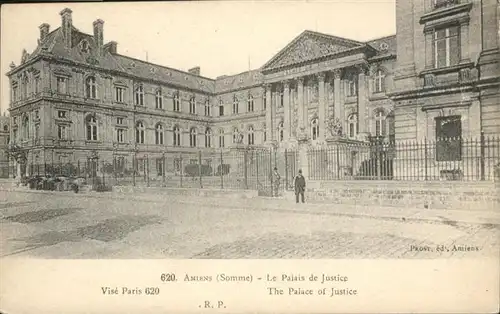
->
262;30;365;71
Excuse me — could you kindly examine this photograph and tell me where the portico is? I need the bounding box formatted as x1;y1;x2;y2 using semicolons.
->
260;31;382;149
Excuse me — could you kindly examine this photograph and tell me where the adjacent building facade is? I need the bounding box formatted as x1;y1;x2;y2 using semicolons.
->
5;0;500;179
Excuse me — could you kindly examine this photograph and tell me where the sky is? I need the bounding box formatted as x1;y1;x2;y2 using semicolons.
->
0;0;396;114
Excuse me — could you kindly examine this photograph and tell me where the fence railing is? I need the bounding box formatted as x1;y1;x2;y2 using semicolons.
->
308;134;500;181
2;148;297;194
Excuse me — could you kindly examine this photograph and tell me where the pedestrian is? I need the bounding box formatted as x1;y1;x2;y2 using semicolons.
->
294;169;306;204
272;167;281;197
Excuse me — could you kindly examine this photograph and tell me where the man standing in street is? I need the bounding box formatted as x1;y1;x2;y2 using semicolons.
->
272;167;281;197
294;169;306;203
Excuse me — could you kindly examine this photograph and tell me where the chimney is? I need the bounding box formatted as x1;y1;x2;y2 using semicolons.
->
188;66;200;76
39;23;50;42
60;8;73;48
104;41;118;54
93;19;104;51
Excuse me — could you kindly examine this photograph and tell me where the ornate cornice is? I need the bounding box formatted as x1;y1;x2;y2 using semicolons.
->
419;2;473;25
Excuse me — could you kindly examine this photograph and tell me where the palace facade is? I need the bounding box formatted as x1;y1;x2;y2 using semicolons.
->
5;0;500;177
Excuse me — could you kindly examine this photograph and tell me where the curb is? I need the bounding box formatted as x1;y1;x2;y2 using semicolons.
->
2;187;499;227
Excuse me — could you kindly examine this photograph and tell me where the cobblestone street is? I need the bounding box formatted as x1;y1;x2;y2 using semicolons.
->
1;191;498;259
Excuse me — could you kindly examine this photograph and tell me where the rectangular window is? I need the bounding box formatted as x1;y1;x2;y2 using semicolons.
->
12;86;18;102
56;77;67;94
156;95;163;109
435;115;462;161
58;110;67;119
116;117;124;125
57;125;67;140
434;26;460;68
116;128;125;143
115;87;124;103
219;105;224;116
205;102;211;116
156;158;164;176
34;77;40;94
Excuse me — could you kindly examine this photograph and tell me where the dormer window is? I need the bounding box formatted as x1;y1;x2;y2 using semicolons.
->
80;40;90;53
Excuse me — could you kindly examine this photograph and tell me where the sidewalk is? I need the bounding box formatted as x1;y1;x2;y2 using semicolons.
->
2;186;499;227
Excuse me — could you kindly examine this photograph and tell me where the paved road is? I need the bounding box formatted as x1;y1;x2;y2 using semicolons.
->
0;191;498;259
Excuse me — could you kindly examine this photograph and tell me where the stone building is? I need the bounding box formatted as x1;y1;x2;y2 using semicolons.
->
0;113;10;177
5;1;499;179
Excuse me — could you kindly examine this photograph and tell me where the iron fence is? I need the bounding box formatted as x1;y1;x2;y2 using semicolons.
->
308;134;500;181
8;147;289;193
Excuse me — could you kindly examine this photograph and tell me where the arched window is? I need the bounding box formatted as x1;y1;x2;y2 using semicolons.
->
173;92;180;112
155;123;164;145
311;118;319;140
263;123;267;142
22;116;29;139
247;126;254;145
189;97;196;114
3;125;8;132
247;94;254;112
135;85;144;106
189;127;197;147
205;100;211;117
375;111;387;137
374;69;386;93
232;96;239;114
347;76;357;97
232;127;239;143
262;92;267;110
278;121;284;142
136;121;145;144
155;89;163;109
348;114;358;139
205;128;212;148
218;129;225;148
85;76;97;99
86;115;98;141
173;125;181;146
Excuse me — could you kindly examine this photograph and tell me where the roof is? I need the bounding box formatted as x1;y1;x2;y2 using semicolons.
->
11;19;397;94
214;69;264;94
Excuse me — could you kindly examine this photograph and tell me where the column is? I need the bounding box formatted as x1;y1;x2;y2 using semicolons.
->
357;64;369;139
333;69;343;124
283;80;291;142
317;72;326;141
264;84;273;143
296;77;305;138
